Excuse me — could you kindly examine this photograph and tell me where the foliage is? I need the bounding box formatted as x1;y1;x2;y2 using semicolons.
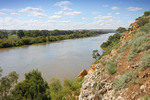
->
0;30;105;48
144;95;150;100
0;31;8;39
143;11;150;16
46;78;62;100
11;69;49;100
106;61;116;74
116;27;127;33
17;30;25;39
140;21;150;33
93;33;120;64
0;67;19;100
137;17;149;27
140;52;150;70
101;33;120;49
114;71;136;90
46;77;83;100
92;50;100;59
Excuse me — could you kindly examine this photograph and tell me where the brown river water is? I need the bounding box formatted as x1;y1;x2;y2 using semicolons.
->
0;33;114;82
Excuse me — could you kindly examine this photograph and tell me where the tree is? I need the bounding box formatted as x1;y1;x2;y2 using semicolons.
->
11;69;49;100
17;30;24;39
0;31;8;39
0;67;19;100
46;78;63;100
116;27;127;33
92;50;100;59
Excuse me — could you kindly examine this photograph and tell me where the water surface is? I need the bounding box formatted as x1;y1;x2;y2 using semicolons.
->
0;33;114;82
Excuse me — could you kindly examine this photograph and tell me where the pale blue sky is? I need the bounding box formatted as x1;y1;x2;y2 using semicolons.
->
0;0;149;30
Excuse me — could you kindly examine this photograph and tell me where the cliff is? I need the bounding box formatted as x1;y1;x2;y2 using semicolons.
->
79;13;150;100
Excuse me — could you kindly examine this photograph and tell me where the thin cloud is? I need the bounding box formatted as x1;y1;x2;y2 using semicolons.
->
116;12;120;15
111;7;120;10
82;18;87;20
55;11;64;15
64;11;82;15
127;7;143;11
11;12;20;15
55;11;82;16
61;21;71;23
19;7;47;18
49;15;62;19
0;9;13;12
29;13;47;17
20;7;43;13
62;7;72;11
54;1;72;7
92;12;100;14
0;12;6;15
95;15;113;20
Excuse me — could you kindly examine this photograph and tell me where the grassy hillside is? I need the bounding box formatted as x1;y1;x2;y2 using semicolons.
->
79;11;150;100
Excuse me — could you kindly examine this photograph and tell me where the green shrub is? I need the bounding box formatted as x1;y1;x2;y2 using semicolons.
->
140;21;150;33
144;95;150;100
46;77;83;100
143;11;150;16
116;27;127;33
101;33;120;49
106;61;116;74
137;18;149;27
140;53;150;70
47;78;63;100
128;52;136;61
114;71;136;90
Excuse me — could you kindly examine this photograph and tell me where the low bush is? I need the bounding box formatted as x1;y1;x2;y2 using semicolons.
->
140;21;150;33
114;71;136;90
106;61;116;74
140;52;150;70
46;77;83;100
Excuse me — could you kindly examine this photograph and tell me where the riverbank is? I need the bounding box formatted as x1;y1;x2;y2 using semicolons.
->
0;29;115;49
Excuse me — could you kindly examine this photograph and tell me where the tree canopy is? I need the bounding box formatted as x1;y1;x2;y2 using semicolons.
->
116;27;127;33
11;69;49;100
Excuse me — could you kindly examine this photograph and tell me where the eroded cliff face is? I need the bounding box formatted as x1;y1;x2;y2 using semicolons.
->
79;16;150;100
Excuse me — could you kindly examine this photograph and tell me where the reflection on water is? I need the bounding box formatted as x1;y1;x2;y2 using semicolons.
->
0;33;114;82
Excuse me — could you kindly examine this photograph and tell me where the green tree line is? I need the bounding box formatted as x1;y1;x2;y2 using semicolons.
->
0;30;107;48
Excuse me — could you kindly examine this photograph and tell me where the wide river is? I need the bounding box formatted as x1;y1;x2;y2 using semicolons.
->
0;33;114;82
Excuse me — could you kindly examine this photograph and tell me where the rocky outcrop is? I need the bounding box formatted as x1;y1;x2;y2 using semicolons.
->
79;14;150;100
88;64;96;74
78;69;88;78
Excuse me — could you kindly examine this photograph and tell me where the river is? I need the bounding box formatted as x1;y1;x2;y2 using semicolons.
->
0;33;114;82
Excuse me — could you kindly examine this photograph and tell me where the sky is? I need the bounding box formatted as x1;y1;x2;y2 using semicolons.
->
0;0;150;30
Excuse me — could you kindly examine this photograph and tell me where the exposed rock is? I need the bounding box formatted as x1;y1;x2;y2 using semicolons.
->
88;64;96;74
78;69;87;78
140;85;146;93
109;49;117;57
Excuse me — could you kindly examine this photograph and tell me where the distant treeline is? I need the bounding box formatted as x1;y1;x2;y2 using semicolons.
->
0;29;115;39
0;30;111;48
